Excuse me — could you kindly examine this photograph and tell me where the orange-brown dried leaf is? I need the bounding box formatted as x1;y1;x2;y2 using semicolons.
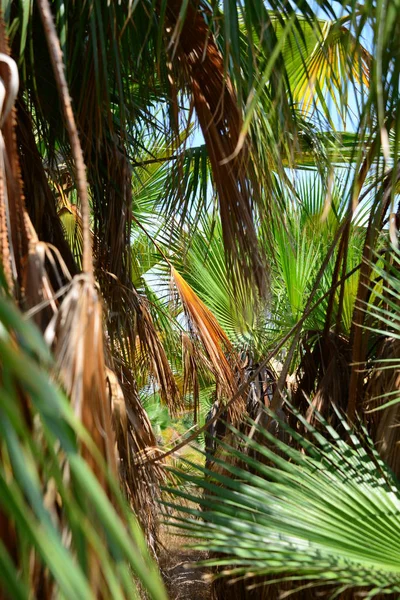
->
172;267;238;401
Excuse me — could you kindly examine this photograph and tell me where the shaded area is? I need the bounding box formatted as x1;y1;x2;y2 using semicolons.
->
159;529;212;600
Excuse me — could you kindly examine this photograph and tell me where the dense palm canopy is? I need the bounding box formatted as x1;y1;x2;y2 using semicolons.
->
1;0;400;598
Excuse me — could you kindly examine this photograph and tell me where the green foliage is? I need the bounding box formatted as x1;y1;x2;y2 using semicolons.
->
0;296;167;600
267;174;364;343
166;407;400;597
147;174;364;372
3;0;400;597
142;392;172;433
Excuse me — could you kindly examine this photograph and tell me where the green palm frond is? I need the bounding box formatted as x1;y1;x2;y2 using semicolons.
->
365;249;400;346
156;216;262;350
166;406;400;597
0;296;167;600
273;218;322;325
58;201;84;268
158;143;212;233
276;16;370;120
265;174;364;345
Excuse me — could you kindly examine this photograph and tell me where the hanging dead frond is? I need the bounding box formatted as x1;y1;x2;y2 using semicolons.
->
22;214;73;331
38;0;118;474
0;38;69;334
106;366;129;466
105;362;165;552
45;276;117;482
16;99;77;276
118;364;159;451
37;0;92;277
165;0;266;297
171;267;244;420
366;338;400;477
37;4;123;588
130;287;182;414
293;331;350;431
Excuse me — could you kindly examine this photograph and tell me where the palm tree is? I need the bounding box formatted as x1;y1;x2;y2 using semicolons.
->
1;0;400;598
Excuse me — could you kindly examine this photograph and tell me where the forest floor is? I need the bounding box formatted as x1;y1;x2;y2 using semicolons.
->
159;528;212;600
158;427;212;598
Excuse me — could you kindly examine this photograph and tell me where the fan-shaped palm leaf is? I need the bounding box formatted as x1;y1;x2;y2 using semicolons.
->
167;407;400;598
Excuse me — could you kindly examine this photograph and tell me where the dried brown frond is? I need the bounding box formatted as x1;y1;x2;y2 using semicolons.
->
0;158;12;289
138;298;182;413
102;276;182;547
293;332;350;430
38;0;92;276
165;0;266;296
0;70;29;293
69;15;134;334
171;267;245;424
38;0;119;501
107;366;129;467
45;275;117;487
365;338;400;476
172;267;237;394
41;276;124;591
120;367;158;450
106;360;170;551
16;99;77;276
22;214;73;331
132;288;182;414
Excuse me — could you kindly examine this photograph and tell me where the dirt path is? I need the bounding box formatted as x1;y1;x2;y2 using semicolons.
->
159;529;212;600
